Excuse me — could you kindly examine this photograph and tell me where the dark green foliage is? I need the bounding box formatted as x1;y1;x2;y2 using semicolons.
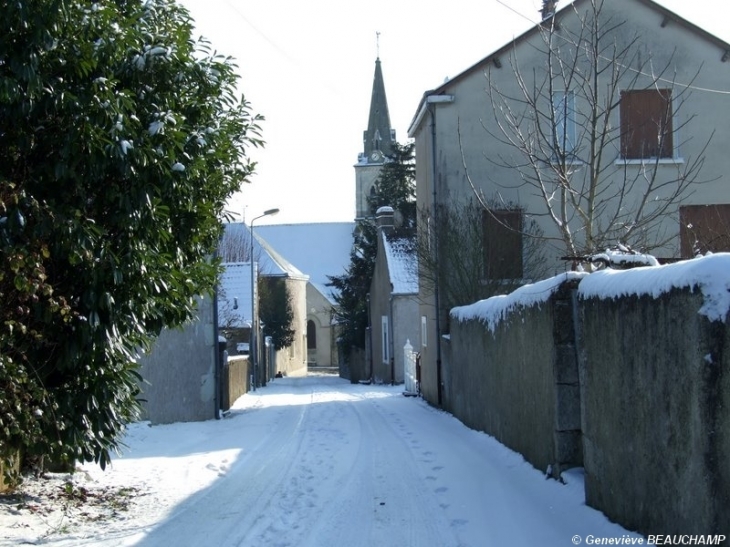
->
258;278;295;351
329;141;416;361
366;142;416;224
0;0;263;481
327;222;377;358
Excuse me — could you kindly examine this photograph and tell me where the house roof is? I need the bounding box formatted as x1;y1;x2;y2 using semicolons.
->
408;0;730;136
382;233;418;296
254;222;355;303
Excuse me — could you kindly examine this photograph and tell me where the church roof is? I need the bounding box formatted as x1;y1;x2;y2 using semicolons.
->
254;232;309;281
254;222;355;304
222;223;308;281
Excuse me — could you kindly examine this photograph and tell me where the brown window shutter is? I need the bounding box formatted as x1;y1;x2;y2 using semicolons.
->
620;89;673;159
483;209;524;280
679;204;730;257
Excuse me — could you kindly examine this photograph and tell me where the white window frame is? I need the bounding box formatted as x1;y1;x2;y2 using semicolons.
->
381;316;389;364
421;316;428;348
552;90;578;162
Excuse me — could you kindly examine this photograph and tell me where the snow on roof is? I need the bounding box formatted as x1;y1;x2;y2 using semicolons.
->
254;232;308;281
218;262;254;328
578;253;730;322
383;234;418;295
452;272;587;333
222;223;309;281
254;222;355;302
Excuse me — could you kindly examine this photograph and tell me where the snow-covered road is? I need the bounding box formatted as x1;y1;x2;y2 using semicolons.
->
1;374;637;546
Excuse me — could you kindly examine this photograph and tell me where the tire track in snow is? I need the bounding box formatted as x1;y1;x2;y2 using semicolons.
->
305;386;461;547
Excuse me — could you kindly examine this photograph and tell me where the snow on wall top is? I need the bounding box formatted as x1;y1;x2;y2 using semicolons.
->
451;272;587;333
383;234;418;295
578;253;730;322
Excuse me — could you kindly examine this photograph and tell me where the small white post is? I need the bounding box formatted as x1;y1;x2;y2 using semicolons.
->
404;339;417;395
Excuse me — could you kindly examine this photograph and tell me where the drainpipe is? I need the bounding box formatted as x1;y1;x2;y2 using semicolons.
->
427;94;454;406
366;292;373;382
389;293;395;385
212;259;222;420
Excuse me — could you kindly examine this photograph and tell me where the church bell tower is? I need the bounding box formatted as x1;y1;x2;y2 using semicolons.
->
355;54;395;221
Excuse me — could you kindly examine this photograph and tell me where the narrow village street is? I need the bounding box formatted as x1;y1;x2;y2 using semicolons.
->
3;373;637;547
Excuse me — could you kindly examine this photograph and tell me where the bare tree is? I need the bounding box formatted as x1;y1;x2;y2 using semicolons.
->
483;0;710;258
219;222;254;263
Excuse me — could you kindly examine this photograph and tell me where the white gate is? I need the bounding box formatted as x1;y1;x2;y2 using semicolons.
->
403;340;418;396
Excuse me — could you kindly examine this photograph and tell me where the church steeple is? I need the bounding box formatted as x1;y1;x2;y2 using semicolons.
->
355;53;395;220
362;57;395;162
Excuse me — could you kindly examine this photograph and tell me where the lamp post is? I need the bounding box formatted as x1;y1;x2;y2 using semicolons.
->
250;208;279;390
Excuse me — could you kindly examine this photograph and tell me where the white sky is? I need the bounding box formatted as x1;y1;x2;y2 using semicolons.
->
179;0;730;225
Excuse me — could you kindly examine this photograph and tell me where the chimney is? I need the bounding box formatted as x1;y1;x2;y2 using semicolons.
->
375;206;395;235
541;0;557;20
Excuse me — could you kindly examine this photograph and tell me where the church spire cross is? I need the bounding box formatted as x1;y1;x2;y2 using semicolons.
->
376;31;380;59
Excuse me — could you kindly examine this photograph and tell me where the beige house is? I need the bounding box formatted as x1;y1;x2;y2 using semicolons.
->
368;207;419;385
407;0;730;405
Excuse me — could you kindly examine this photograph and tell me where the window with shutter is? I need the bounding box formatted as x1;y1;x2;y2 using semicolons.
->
679;204;730;257
620;89;673;159
482;209;523;280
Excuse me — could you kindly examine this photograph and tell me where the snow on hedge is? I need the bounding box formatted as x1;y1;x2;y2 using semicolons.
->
578;253;730;322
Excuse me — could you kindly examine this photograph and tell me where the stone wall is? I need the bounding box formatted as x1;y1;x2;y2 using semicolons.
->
447;259;729;537
137;296;217;424
579;287;730;536
448;280;582;477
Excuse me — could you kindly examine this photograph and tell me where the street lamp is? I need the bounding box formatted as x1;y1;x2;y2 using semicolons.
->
250;208;279;390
